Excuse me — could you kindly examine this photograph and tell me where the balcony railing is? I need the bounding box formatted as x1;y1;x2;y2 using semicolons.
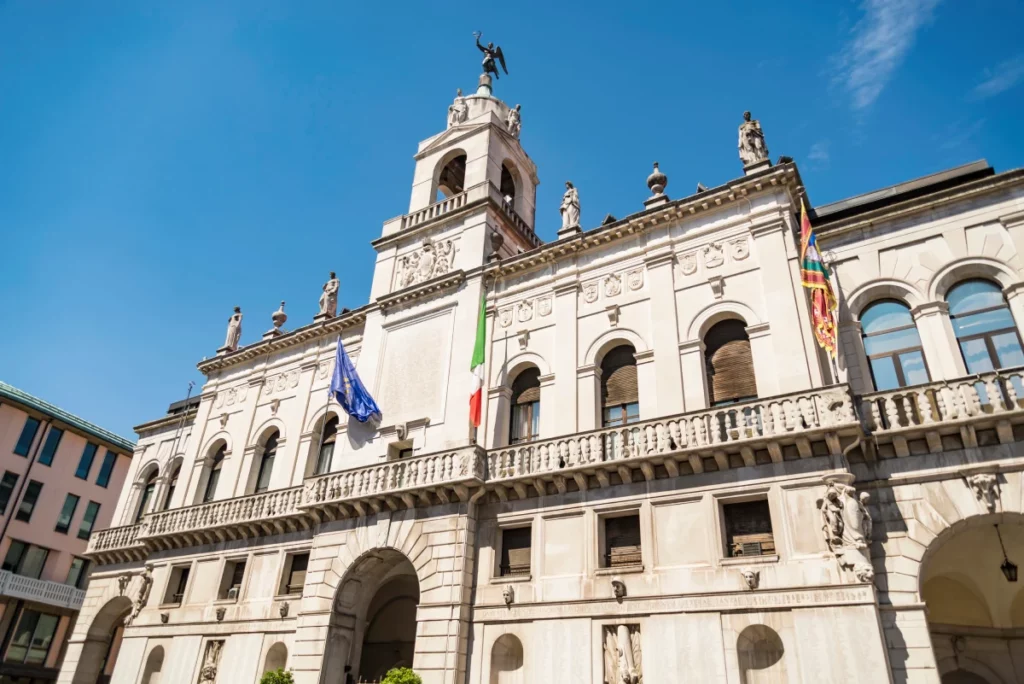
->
86;523;147;564
392;182;540;246
0;571;85;611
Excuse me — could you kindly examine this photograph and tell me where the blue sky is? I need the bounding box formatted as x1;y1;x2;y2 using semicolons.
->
1;0;1023;439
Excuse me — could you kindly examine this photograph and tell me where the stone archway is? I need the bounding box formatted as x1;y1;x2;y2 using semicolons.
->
69;596;131;684
921;513;1024;684
321;548;420;683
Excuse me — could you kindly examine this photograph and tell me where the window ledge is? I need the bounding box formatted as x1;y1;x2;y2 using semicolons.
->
212;598;239;605
158;602;182;609
273;594;301;601
595;565;644;576
489;574;532;585
720;554;779;567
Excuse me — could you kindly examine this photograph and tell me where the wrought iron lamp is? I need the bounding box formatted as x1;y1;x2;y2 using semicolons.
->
996;524;1018;582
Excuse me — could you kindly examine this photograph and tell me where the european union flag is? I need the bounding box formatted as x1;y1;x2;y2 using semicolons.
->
329;338;382;424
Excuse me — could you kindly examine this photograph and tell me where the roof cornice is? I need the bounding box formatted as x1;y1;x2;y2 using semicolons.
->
134;410;196;436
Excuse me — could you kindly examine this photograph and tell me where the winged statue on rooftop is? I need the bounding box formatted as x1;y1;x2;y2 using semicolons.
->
474;31;507;79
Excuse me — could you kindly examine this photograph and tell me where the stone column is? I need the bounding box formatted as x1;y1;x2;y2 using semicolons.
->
745;322;778;397
837;321;874;394
635;350;657;420
538;373;556;439
644;249;685;415
911;301;966;380
487;386;512;448
678;340;708;411
285;358;322;486
553;279;579;435
749;219;814;392
576;365;600;431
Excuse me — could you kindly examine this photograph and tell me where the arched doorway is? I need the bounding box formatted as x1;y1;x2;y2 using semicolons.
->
70;596;131;684
921;514;1024;684
490;633;524;684
321;548;420;682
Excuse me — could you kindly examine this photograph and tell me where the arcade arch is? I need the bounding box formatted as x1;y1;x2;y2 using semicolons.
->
69;596;131;684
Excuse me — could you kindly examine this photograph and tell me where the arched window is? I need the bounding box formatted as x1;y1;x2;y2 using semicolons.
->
162;465;180;511
315;417;338;476
947;280;1024;372
202;446;225;504
509;368;540;444
704;320;758;406
737;625;786;684
601;345;639;427
436;153;467;201
141;646;164;684
500;162;517;205
255;431;279;494
490;633;524;684
135;471;157;523
860;300;930;390
263;642;288;674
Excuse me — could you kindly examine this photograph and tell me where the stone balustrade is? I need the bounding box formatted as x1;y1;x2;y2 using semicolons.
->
401;186;472;231
489;386;859;489
861;368;1024;456
0;570;86;610
86;523;147;564
141;486;307;548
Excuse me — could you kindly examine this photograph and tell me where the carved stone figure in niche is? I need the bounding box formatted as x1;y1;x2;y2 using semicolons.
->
318;271;340;318
560;181;581;232
197;639;224;684
506;103;522;138
398;239;456;288
818;476;874;582
124;563;153;626
611;577;626;601
738;110;769;166
447;88;468;127
703;242;725;269
517;300;534;322
117;573;130;597
603;624;642;684
222;307;242;352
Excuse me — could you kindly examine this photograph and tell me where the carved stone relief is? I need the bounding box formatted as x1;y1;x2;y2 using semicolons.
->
264;371;300;395
731;237;750;260
627;269;644;291
604;273;623;297
499;308;514;328
537;296;552;316
581;268;645;305
197;639;224;684
503;585;515;606
396;238;455;288
679;253;698;276
740;568;760;590
603;624;642;684
517;300;534;322
123;563;153;627
967;473;999;512
703;242;725;269
677;236;750;278
214;385;248;408
583;282;600;304
818;476;874;582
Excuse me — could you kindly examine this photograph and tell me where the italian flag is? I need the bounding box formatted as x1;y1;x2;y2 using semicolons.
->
469;289;487;427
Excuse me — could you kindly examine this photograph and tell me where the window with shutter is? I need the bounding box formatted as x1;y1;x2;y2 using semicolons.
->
601;346;640;427
723;499;775;558
499;527;532;576
510;368;541;444
602;514;642;568
704;320;758;406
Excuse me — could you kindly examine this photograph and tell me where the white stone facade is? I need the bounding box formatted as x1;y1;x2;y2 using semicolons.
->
58;85;1024;684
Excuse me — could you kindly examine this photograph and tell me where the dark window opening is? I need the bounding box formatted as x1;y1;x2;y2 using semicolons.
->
203;446;226;503
602;514;642;568
724;499;775;558
705;319;758;406
601;346;640;427
13;417;40;457
15;481;43;522
315;417;338;476
38;427;63;466
255;432;278;494
78;501;101;540
0;472;19;515
509;368;541;444
96;450;118;488
283;553;309;596
436;154;467;201
55;494;80;534
75;443;98;480
499;527;532;577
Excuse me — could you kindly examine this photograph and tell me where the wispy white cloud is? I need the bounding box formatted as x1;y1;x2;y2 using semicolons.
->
937;119;985;151
832;0;941;110
973;55;1024;99
807;141;831;169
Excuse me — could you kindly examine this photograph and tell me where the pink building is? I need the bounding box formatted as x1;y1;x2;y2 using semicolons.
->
0;382;132;684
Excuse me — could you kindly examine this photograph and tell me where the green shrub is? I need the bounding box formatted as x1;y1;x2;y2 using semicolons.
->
381;667;423;684
260;669;294;684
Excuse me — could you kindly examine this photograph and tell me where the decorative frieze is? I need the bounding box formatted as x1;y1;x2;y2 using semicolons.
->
818;475;874;582
498;295;553;328
395;237;456;288
677;236;750;279
264;370;300;395
214;385;248;408
579;267;645;306
197;640;224;684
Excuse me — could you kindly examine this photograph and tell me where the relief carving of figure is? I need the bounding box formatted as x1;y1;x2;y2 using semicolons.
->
738;110;769;166
582;282;599;304
603;624;642;684
318;271;340;318
447;88;468;127
197;639;224;684
703;242;725;269
222;307;242;351
124;563;154;626
502;584;515;606
397;239;456;288
818;477;874;582
560;181;581;231
604;274;622;298
506;103;522;138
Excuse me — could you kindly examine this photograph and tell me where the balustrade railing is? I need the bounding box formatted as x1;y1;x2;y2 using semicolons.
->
400;187;472;231
489;386;857;480
143;486;304;539
303;446;485;505
86;523;144;556
862;368;1024;435
0;571;85;610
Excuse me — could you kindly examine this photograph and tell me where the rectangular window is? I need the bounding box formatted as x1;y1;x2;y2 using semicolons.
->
6;609;60;665
498;527;532;577
77;501;100;540
66;557;91;589
13;417;41;457
38;427;63;466
164;566;191;605
2;541;49;579
55;494;80;534
218;559;247;600
95;450;117;488
15;481;43;522
282;552;309;596
602;513;642;568
723;499;775;558
0;472;18;515
75;443;98;480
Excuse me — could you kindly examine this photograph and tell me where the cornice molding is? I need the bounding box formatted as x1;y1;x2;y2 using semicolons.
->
377;270;466;313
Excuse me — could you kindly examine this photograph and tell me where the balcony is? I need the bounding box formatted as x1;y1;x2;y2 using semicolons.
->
86;523;147;565
0;571;85;611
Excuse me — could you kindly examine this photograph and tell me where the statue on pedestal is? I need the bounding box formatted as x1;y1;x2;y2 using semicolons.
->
560;181;581;232
447;89;468;127
738;111;769;166
223;307;242;351
506;104;522;138
318;272;340;318
474;32;508;80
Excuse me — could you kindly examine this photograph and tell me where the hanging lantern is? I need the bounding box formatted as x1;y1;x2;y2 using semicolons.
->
996;524;1018;583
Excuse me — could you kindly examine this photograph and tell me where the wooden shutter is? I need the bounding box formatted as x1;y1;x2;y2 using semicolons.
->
601;346;639;407
705;321;758;404
605;515;642;567
322;417;339;445
511;368;541;405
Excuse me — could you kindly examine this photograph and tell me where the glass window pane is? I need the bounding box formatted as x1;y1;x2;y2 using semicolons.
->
204;468;221;503
992;332;1024;369
951;308;1016;337
21;546;48;579
947;280;1004;315
256;454;275;493
14;418;40;457
75;444;98;480
96;451;117;488
0;472;18;516
78;502;100;540
898;351;930;386
625;402;640;423
38;428;63;466
869;356;901;391
3;541;26;572
16;481;43;522
55;494;79;534
863;326;926;356
860;301;914;334
8;610;39;664
25;613;58;665
315;442;334;476
530;401;540;439
66;558;86;587
603;406;623;427
960;338;996;373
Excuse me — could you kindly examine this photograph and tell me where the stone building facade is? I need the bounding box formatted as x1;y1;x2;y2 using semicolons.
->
59;78;1024;684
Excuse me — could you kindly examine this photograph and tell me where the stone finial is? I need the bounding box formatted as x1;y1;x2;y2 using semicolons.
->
263;302;288;340
644;162;670;209
967;473;999;512
502;584;515;606
740;567;760;590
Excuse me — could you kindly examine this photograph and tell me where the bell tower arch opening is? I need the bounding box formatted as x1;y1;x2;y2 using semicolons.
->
435;150;468;202
321;548;421;682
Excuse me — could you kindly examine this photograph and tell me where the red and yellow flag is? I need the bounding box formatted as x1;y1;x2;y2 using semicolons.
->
799;199;838;356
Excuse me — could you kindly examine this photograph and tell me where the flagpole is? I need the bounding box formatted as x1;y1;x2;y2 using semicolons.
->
823;250;843;385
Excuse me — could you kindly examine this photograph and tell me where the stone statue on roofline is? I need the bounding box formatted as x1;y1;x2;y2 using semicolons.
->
738;110;769;167
474;31;508;80
560;181;581;234
318;271;340;319
506;104;522;138
447;89;468;127
221;307;242;352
